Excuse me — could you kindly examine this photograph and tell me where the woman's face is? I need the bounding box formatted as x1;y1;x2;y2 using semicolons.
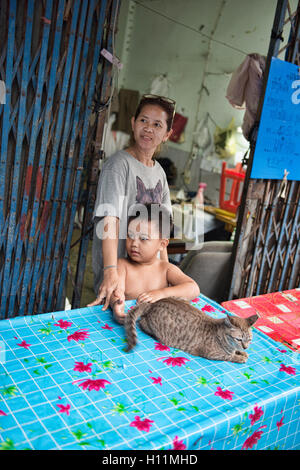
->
131;104;173;153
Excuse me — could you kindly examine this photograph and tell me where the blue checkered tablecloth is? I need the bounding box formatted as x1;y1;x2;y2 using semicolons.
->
0;295;299;450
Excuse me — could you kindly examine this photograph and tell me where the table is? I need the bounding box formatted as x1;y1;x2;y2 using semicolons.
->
0;295;299;450
204;205;237;233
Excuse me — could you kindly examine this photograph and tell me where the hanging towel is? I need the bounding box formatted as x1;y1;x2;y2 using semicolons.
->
112;88;140;134
103;113;130;158
226;53;266;141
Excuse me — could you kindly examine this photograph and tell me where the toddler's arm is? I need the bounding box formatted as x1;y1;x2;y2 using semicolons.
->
137;263;200;304
165;263;200;299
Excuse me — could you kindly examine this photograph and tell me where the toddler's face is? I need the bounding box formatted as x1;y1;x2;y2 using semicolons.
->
126;219;165;263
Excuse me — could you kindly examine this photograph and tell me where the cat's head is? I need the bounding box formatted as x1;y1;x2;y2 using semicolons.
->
224;314;259;349
136;176;162;204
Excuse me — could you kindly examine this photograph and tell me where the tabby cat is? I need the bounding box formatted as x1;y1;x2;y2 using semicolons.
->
124;297;258;363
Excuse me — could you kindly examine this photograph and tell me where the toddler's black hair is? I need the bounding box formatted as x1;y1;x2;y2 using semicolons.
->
127;203;173;239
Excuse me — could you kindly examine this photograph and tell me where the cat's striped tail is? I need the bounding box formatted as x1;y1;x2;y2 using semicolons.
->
124;303;150;352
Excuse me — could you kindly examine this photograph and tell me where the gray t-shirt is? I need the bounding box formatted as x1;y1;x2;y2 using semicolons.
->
92;150;172;293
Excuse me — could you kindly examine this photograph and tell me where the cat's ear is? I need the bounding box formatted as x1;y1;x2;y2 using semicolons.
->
246;314;259;326
136;176;146;201
154;180;163;199
136;176;145;190
224;314;235;328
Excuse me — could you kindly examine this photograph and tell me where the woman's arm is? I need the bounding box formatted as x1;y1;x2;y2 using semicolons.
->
88;216;120;310
160;245;169;262
110;259;127;323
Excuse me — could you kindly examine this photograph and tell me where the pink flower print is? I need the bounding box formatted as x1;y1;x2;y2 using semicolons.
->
279;364;296;375
214;386;234;401
67;329;89;342
56;403;71;416
74;378;111;392
249;405;264;425
54;319;72;329
191;297;200;303
277;415;284;431
157;356;190;367
150;376;162;386
17;340;31;349
130;416;154;432
242;426;267;450
154;342;170;351
172;436;186;450
73;361;92;373
208;439;215;450
202;304;215;313
276;348;287;353
101;323;113;330
0;410;7;416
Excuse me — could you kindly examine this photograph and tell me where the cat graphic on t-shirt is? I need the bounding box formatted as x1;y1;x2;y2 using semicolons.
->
136;176;163;204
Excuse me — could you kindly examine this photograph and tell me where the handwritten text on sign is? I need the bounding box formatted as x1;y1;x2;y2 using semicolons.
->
251;58;300;181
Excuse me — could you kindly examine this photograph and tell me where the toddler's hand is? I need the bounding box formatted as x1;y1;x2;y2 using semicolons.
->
137;290;163;304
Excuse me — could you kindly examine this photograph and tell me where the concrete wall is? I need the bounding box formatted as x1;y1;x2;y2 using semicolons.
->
114;0;295;199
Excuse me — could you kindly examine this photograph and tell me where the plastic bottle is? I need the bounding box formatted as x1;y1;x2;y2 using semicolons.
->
194;182;207;206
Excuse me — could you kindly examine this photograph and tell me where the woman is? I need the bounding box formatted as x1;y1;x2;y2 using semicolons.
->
89;94;175;310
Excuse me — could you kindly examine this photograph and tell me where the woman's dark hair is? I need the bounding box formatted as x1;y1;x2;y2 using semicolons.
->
134;96;175;132
156;157;177;186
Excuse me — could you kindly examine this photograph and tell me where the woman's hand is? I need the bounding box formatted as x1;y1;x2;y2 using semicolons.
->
112;296;126;324
137;289;164;304
87;268;119;310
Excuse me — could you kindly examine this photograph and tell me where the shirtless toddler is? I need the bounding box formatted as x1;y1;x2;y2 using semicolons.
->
89;204;200;324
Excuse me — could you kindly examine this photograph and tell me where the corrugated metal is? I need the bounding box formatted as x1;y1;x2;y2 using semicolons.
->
0;0;117;318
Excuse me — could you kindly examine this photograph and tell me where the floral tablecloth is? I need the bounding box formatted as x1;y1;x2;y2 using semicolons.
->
0;295;299;450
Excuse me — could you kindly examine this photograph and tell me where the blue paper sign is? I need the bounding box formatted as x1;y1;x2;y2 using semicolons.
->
251;57;300;180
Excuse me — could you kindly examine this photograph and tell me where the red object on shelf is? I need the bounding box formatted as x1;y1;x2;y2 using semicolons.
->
222;289;300;351
219;161;246;214
169;112;188;142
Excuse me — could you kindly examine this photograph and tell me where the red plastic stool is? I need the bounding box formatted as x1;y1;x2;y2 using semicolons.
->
219;161;246;214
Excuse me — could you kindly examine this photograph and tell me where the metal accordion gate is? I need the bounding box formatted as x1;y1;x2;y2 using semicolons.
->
0;0;119;319
229;0;300;299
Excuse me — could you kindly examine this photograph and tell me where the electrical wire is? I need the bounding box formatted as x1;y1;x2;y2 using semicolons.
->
133;0;248;56
100;0;120;159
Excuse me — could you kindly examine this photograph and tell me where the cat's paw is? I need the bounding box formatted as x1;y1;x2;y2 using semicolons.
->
233;350;248;363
